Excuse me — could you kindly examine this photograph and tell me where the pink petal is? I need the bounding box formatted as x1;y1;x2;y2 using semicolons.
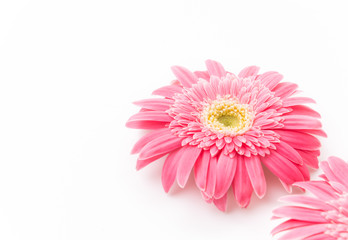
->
139;133;182;161
297;162;310;181
271;219;314;235
327;156;348;189
213;192;228;212
194;150;211;191
152;84;183;97
194;71;210;80
282;97;316;107
125;120;167;129
262;150;304;185
209;144;219;157
205;156;217;197
275;141;303;165
205;59;226;78
127;111;173;123
232;136;242;147
233;156;253;208
319;161;338;184
280;179;293;193
257;71;283;90
238;66;260;78
279;195;332;211
293;181;338;201
136;153;167;170
286;105;321;118
162;149;181;192
133;98;174;111
303;129;327;138
297;150;320;169
318;173;328;181
282;115;322;130
171;66;198;87
278;224;327;240
209;75;220;94
328;181;347;193
214;153;237;199
274;130;321;151
201;191;213;203
245;155;267;198
273;82;298;98
176;146;202;188
304;234;336;240
273;206;327;223
131;128;169;154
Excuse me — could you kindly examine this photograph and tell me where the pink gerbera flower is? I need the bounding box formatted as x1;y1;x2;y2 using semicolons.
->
126;60;325;211
272;157;348;240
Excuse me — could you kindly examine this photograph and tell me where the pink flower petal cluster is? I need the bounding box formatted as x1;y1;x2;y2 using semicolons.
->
127;60;325;211
272;157;348;240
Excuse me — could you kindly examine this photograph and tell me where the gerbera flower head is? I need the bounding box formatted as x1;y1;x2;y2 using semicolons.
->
126;60;325;211
272;156;348;240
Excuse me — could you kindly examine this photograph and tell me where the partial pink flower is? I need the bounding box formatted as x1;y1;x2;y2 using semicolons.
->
126;60;325;211
272;156;348;240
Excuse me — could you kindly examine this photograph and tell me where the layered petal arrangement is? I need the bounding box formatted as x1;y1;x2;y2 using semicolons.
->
272;157;348;240
126;60;325;211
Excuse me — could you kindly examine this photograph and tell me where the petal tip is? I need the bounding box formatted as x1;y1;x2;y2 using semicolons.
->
255;190;266;199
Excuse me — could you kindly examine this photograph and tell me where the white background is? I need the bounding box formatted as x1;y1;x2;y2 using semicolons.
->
1;0;348;239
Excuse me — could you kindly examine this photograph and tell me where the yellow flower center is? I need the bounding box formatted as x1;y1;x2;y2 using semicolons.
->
217;115;240;127
201;97;254;136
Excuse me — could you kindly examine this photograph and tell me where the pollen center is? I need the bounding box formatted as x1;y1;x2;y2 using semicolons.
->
201;97;254;136
217;115;240;127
